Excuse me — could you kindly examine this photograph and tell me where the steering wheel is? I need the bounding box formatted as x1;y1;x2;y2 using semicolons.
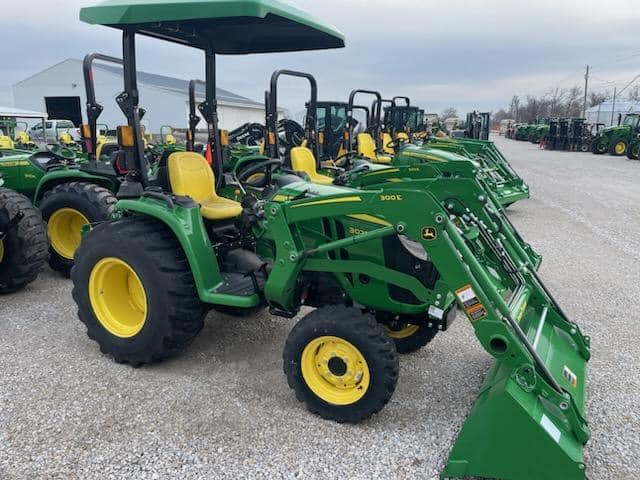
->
236;159;283;188
334;150;360;169
386;137;408;151
45;143;77;162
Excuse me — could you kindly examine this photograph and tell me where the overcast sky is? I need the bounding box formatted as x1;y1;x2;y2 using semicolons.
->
1;0;639;117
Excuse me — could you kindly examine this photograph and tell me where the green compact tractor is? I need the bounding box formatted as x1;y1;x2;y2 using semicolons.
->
530;123;549;144
0;176;48;293
591;113;640;156
0;54;133;276
72;2;590;479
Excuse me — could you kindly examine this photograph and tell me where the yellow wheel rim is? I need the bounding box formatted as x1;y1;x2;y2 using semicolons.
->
385;323;420;339
89;257;147;338
615;142;626;154
48;208;89;260
246;172;266;184
300;336;370;405
0;239;4;264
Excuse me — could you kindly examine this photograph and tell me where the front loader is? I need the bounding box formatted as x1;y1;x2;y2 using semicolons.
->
72;2;590;479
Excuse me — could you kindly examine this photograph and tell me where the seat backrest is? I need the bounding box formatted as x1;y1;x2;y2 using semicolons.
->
290;147;318;177
397;132;410;142
357;133;377;160
382;133;394;154
168;151;216;203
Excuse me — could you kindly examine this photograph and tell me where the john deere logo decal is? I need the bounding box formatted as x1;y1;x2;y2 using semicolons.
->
422;227;437;240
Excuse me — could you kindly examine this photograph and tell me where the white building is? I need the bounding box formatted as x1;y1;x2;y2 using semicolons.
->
12;58;277;133
586;100;640;127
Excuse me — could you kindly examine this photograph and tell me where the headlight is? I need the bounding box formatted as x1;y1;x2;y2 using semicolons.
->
398;235;429;261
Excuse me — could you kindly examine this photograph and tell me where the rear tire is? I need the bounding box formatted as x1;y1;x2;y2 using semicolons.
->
39;181;116;277
71;216;207;365
283;305;399;423
0;188;48;293
627;143;640;160
609;137;628;156
591;138;607;154
384;322;439;354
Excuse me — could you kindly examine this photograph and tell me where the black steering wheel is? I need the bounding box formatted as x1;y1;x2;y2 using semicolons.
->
334;150;360;169
386;137;409;151
45;143;77;163
236;159;283;188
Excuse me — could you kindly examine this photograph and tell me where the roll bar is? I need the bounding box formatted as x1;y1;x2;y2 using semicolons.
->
83;53;123;158
346;89;382;151
265;70;319;162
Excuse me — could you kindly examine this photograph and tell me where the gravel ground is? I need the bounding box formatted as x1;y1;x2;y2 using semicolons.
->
1;136;638;479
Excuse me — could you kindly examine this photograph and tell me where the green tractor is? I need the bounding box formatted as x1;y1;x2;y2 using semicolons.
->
0;53;141;276
72;2;590;479
591;113;640;156
0;175;48;293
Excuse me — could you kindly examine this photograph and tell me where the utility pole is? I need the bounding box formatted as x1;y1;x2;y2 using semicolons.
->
611;87;617;126
582;65;589;118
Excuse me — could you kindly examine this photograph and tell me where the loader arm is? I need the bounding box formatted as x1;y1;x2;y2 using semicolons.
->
261;184;589;480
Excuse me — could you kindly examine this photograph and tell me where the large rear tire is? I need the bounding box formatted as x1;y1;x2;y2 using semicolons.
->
71;216;206;365
609;137;628;156
0;188;48;293
283;305;399;423
39;181;117;277
627;142;640;160
591;138;608;154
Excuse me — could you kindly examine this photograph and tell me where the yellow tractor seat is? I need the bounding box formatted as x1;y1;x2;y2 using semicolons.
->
16;131;32;145
0;136;15;149
382;133;395;155
356;133;392;164
290;147;333;185
396;132;410;142
168;151;242;221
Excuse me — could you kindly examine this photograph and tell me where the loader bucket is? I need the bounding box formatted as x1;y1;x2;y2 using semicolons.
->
442;301;589;480
434;204;590;480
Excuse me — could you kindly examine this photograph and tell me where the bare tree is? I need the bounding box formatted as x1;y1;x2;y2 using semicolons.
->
627;85;640;102
589;91;608;107
440;107;458;119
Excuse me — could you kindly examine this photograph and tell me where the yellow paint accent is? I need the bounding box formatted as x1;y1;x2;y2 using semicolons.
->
614;141;626;154
300;336;370;405
291;196;362;209
165;134;177;145
385;324;419;339
0;161;30;167
48;208;89;260
364;168;400;176
272;194;292;202
396;132;410;141
290;147;333;185
0;239;4;263
89;257;147;338
347;214;392;227
382;133;394;154
168;152;242;220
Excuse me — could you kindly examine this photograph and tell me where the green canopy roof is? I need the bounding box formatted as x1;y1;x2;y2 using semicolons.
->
80;0;345;54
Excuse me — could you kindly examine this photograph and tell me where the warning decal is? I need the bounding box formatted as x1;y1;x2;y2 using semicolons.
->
562;366;578;388
455;285;487;321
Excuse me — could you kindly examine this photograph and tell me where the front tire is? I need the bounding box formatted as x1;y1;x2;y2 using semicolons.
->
384;322;439;354
0;188;48;293
71;216;206;365
591;138;608;154
283;306;399;423
39;181;117;277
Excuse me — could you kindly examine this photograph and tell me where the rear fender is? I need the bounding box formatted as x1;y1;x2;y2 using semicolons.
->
116;197;224;301
34;169;115;203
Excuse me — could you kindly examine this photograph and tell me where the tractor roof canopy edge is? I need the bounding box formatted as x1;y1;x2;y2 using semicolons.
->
79;0;345;53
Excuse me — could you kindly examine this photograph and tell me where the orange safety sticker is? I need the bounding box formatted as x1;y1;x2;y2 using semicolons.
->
455;285;487;321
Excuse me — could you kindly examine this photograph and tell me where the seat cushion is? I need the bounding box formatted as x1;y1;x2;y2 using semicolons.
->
375;155;393;164
290;146;334;185
200;196;243;220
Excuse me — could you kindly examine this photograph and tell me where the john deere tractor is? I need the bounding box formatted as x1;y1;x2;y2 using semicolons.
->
591;113;640;156
0;175;48;293
72;2;590;479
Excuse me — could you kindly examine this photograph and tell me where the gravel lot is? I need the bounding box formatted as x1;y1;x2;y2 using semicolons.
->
1;136;638;479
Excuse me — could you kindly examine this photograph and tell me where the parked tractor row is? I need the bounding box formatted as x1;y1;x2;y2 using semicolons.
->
506;114;640;158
